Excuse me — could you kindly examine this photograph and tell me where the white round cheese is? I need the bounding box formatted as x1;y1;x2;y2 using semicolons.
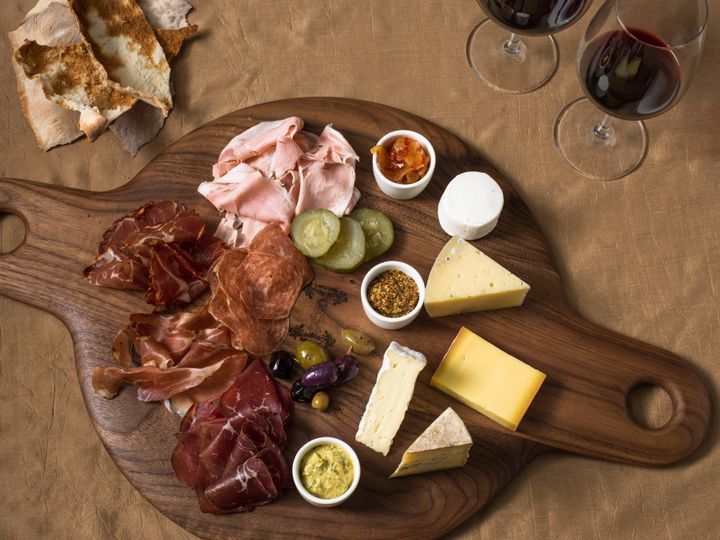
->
437;172;504;240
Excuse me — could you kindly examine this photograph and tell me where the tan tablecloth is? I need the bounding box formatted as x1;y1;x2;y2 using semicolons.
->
1;1;718;538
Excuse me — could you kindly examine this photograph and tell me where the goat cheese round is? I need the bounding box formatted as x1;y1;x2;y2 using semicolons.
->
437;172;504;240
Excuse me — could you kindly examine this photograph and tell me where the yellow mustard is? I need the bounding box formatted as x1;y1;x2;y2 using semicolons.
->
300;443;354;499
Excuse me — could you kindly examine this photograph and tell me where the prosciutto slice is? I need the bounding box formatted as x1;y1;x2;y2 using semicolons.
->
171;360;293;513
198;117;360;248
84;201;224;309
93;297;248;403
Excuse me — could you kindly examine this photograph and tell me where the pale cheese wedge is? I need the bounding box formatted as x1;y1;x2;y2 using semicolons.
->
356;342;426;456
424;236;529;317
390;407;472;478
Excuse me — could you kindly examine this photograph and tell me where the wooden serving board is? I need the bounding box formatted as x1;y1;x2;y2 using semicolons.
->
0;98;711;539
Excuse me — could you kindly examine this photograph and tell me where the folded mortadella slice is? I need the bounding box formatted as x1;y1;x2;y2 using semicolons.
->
295;125;360;216
198;164;296;224
212;117;304;179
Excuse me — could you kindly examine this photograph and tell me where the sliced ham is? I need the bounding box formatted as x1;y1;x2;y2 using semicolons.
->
212;117;304;179
199;117;360;248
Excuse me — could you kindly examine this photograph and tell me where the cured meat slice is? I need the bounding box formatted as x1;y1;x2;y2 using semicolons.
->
145;241;207;308
170;360;292;513
198;163;296;225
189;235;226;273
220;360;292;427
85;201;221;308
199;118;360;248
212;248;247;286
203;455;278;512
237;252;302;320
130;301;215;330
97;201;186;251
92;361;224;401
136;336;175;368
221;420;274;477
112;326;136;366
212;117;304;179
295;159;357;217
248;222;313;287
256;445;292;491
208;282;289;356
83;246;149;290
133;324;196;361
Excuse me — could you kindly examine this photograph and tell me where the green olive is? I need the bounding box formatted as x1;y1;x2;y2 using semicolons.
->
311;391;330;412
295;340;330;370
340;328;375;355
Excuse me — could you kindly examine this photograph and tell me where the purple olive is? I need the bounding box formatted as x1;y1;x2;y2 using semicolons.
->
300;361;338;389
333;355;359;386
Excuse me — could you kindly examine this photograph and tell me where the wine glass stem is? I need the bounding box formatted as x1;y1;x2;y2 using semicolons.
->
503;33;523;55
593;114;614;141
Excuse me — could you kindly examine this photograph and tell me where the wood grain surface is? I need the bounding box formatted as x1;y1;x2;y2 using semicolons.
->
0;98;711;539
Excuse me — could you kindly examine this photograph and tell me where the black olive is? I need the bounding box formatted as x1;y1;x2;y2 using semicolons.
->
291;380;317;403
270;350;295;379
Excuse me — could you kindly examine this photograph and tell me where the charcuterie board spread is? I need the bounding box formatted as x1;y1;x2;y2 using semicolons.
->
0;98;711;540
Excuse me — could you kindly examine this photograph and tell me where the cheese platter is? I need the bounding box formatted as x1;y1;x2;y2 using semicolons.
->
0;98;711;539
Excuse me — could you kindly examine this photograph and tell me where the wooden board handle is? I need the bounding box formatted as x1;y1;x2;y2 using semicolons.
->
505;302;713;465
0;178;143;332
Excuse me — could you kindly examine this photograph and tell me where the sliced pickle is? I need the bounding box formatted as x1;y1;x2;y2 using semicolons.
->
291;209;341;258
349;208;394;261
314;217;366;272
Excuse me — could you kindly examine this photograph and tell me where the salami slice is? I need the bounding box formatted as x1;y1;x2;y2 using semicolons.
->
249;222;313;286
208;280;289;356
238;252;302;320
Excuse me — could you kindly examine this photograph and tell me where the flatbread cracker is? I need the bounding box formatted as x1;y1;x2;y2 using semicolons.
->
69;0;172;115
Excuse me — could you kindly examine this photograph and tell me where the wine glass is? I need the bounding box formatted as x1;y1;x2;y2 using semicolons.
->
554;0;708;180
467;0;593;94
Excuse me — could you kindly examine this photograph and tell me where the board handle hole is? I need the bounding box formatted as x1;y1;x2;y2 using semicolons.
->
627;383;674;429
0;211;26;254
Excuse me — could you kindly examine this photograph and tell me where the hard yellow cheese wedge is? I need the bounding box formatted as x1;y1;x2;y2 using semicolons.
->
431;327;545;431
424;236;530;317
390;407;472;478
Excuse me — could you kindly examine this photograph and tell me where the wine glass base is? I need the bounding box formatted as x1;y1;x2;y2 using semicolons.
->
466;19;558;94
554;97;648;180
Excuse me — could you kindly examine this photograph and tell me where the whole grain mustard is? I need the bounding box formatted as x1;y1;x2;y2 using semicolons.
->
367;270;419;318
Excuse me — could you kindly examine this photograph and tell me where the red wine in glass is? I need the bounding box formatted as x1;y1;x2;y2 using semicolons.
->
482;0;590;35
580;27;682;120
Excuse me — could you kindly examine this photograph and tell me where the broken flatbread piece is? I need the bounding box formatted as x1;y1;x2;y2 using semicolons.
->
8;1;83;150
69;0;173;115
108;99;166;155
15;39;136;141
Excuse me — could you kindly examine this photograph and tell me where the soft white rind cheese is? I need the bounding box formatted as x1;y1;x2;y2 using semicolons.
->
424;236;530;317
437;172;504;240
355;342;427;456
390;407;472;478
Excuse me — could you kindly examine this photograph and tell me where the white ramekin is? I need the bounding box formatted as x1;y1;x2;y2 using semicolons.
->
292;436;361;508
360;260;426;330
371;130;436;200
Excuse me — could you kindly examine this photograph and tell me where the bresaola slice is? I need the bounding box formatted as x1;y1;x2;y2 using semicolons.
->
171;360;293;514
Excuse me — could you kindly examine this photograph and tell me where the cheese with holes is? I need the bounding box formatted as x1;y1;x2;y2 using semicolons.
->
431;327;545;431
356;342;427;455
390;407;472;478
424;236;530;317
